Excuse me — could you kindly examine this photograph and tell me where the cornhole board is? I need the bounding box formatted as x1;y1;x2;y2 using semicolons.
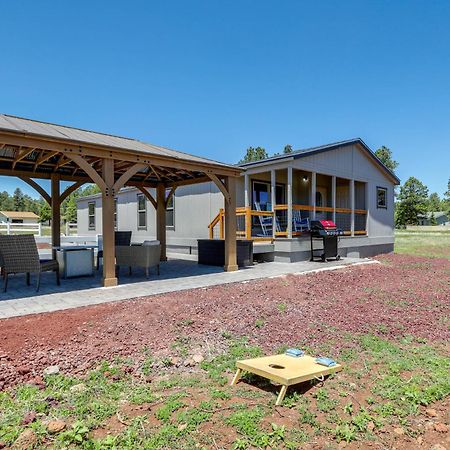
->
231;354;342;405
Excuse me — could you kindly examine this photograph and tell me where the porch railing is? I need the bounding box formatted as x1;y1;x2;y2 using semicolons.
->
208;205;367;240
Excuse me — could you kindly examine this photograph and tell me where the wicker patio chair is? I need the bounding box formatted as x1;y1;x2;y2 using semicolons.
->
115;241;161;279
96;231;132;269
0;234;60;292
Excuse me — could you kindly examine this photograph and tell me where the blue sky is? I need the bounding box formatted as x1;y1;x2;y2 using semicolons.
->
1;0;449;198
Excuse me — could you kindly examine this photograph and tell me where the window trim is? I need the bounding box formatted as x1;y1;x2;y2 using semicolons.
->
166;188;175;229
88;201;96;230
376;186;388;209
137;193;147;230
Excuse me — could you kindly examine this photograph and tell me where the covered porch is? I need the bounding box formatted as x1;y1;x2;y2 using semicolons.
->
209;165;368;241
0;114;241;287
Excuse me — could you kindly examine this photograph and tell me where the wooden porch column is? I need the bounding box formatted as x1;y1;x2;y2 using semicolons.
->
244;173;250;208
332;176;337;224
271;169;276;238
287;166;293;239
101;158;118;287
224;176;238;272
350;179;355;236
311;172;317;220
156;183;167;261
51;174;60;257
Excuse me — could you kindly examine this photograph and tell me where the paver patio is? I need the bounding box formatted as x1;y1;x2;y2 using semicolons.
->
0;255;378;319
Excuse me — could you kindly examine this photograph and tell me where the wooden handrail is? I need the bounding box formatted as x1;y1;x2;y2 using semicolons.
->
207;204;368;240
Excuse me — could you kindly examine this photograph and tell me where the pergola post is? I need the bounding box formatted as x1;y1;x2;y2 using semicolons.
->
156;183;167;261
224;176;238;272
101;158;118;287
51;174;61;257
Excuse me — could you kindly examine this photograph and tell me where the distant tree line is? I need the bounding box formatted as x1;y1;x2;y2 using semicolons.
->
238;143;449;227
238;144;293;164
0;184;101;224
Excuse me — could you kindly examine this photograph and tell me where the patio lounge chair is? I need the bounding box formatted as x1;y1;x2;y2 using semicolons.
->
115;240;161;278
97;231;132;269
292;209;310;232
0;234;59;292
254;202;279;237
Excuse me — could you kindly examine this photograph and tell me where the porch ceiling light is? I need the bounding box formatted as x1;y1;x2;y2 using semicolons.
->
303;175;309;182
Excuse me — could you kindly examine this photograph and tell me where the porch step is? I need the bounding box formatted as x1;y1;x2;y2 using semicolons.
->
253;242;275;254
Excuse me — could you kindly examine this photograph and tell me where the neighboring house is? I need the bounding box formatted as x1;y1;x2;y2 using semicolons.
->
0;211;39;224
418;211;449;226
77;138;400;261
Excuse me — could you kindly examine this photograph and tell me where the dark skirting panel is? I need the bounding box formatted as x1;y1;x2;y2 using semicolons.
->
197;239;253;267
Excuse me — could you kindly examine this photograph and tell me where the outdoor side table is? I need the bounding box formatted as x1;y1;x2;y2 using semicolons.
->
55;246;95;278
231;354;342;406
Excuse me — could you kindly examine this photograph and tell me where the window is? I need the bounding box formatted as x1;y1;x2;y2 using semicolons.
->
252;181;284;210
137;194;147;229
377;187;388;209
88;202;96;230
166;189;175;228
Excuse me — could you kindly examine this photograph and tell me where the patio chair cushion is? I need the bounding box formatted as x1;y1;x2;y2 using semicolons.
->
142;240;160;246
115;244;161;278
40;259;59;272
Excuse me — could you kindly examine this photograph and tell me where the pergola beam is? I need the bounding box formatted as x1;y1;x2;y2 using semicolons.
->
113;163;147;193
19;176;52;205
66;154;107;192
60;180;85;203
33;151;59;171
137;187;157;210
12;147;35;169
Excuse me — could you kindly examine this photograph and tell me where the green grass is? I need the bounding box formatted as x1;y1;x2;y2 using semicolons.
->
395;230;450;259
1;335;448;449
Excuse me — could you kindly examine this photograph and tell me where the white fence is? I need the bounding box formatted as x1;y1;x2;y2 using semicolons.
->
65;222;78;236
0;222;42;236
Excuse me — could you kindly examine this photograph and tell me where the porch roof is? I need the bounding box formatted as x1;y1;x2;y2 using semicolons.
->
238;138;400;185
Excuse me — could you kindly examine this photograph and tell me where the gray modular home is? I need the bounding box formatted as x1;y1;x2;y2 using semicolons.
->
76;139;400;262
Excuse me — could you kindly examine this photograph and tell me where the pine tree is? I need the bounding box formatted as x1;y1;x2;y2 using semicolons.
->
13;187;25;211
283;144;293;154
374;146;399;172
430;212;437;226
64;194;78;223
238;146;269;164
427;192;441;212
395;177;429;227
39;200;52;223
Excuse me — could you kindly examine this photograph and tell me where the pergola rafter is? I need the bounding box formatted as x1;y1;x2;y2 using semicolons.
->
0;114;241;286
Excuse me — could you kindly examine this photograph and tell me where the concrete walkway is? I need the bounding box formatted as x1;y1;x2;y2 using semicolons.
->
0;255;378;319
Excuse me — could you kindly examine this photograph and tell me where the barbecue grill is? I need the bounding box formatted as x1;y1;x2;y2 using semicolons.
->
310;220;344;262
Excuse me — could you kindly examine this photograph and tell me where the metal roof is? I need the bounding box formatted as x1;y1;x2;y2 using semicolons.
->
239;138;400;184
0;114;233;169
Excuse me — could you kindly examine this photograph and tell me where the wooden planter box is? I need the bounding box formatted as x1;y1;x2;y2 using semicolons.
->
197;239;253;267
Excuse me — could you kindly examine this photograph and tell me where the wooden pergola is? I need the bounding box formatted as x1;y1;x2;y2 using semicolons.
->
0;114;241;287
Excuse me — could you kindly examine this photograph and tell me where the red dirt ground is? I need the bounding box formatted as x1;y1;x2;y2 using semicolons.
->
0;253;449;389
